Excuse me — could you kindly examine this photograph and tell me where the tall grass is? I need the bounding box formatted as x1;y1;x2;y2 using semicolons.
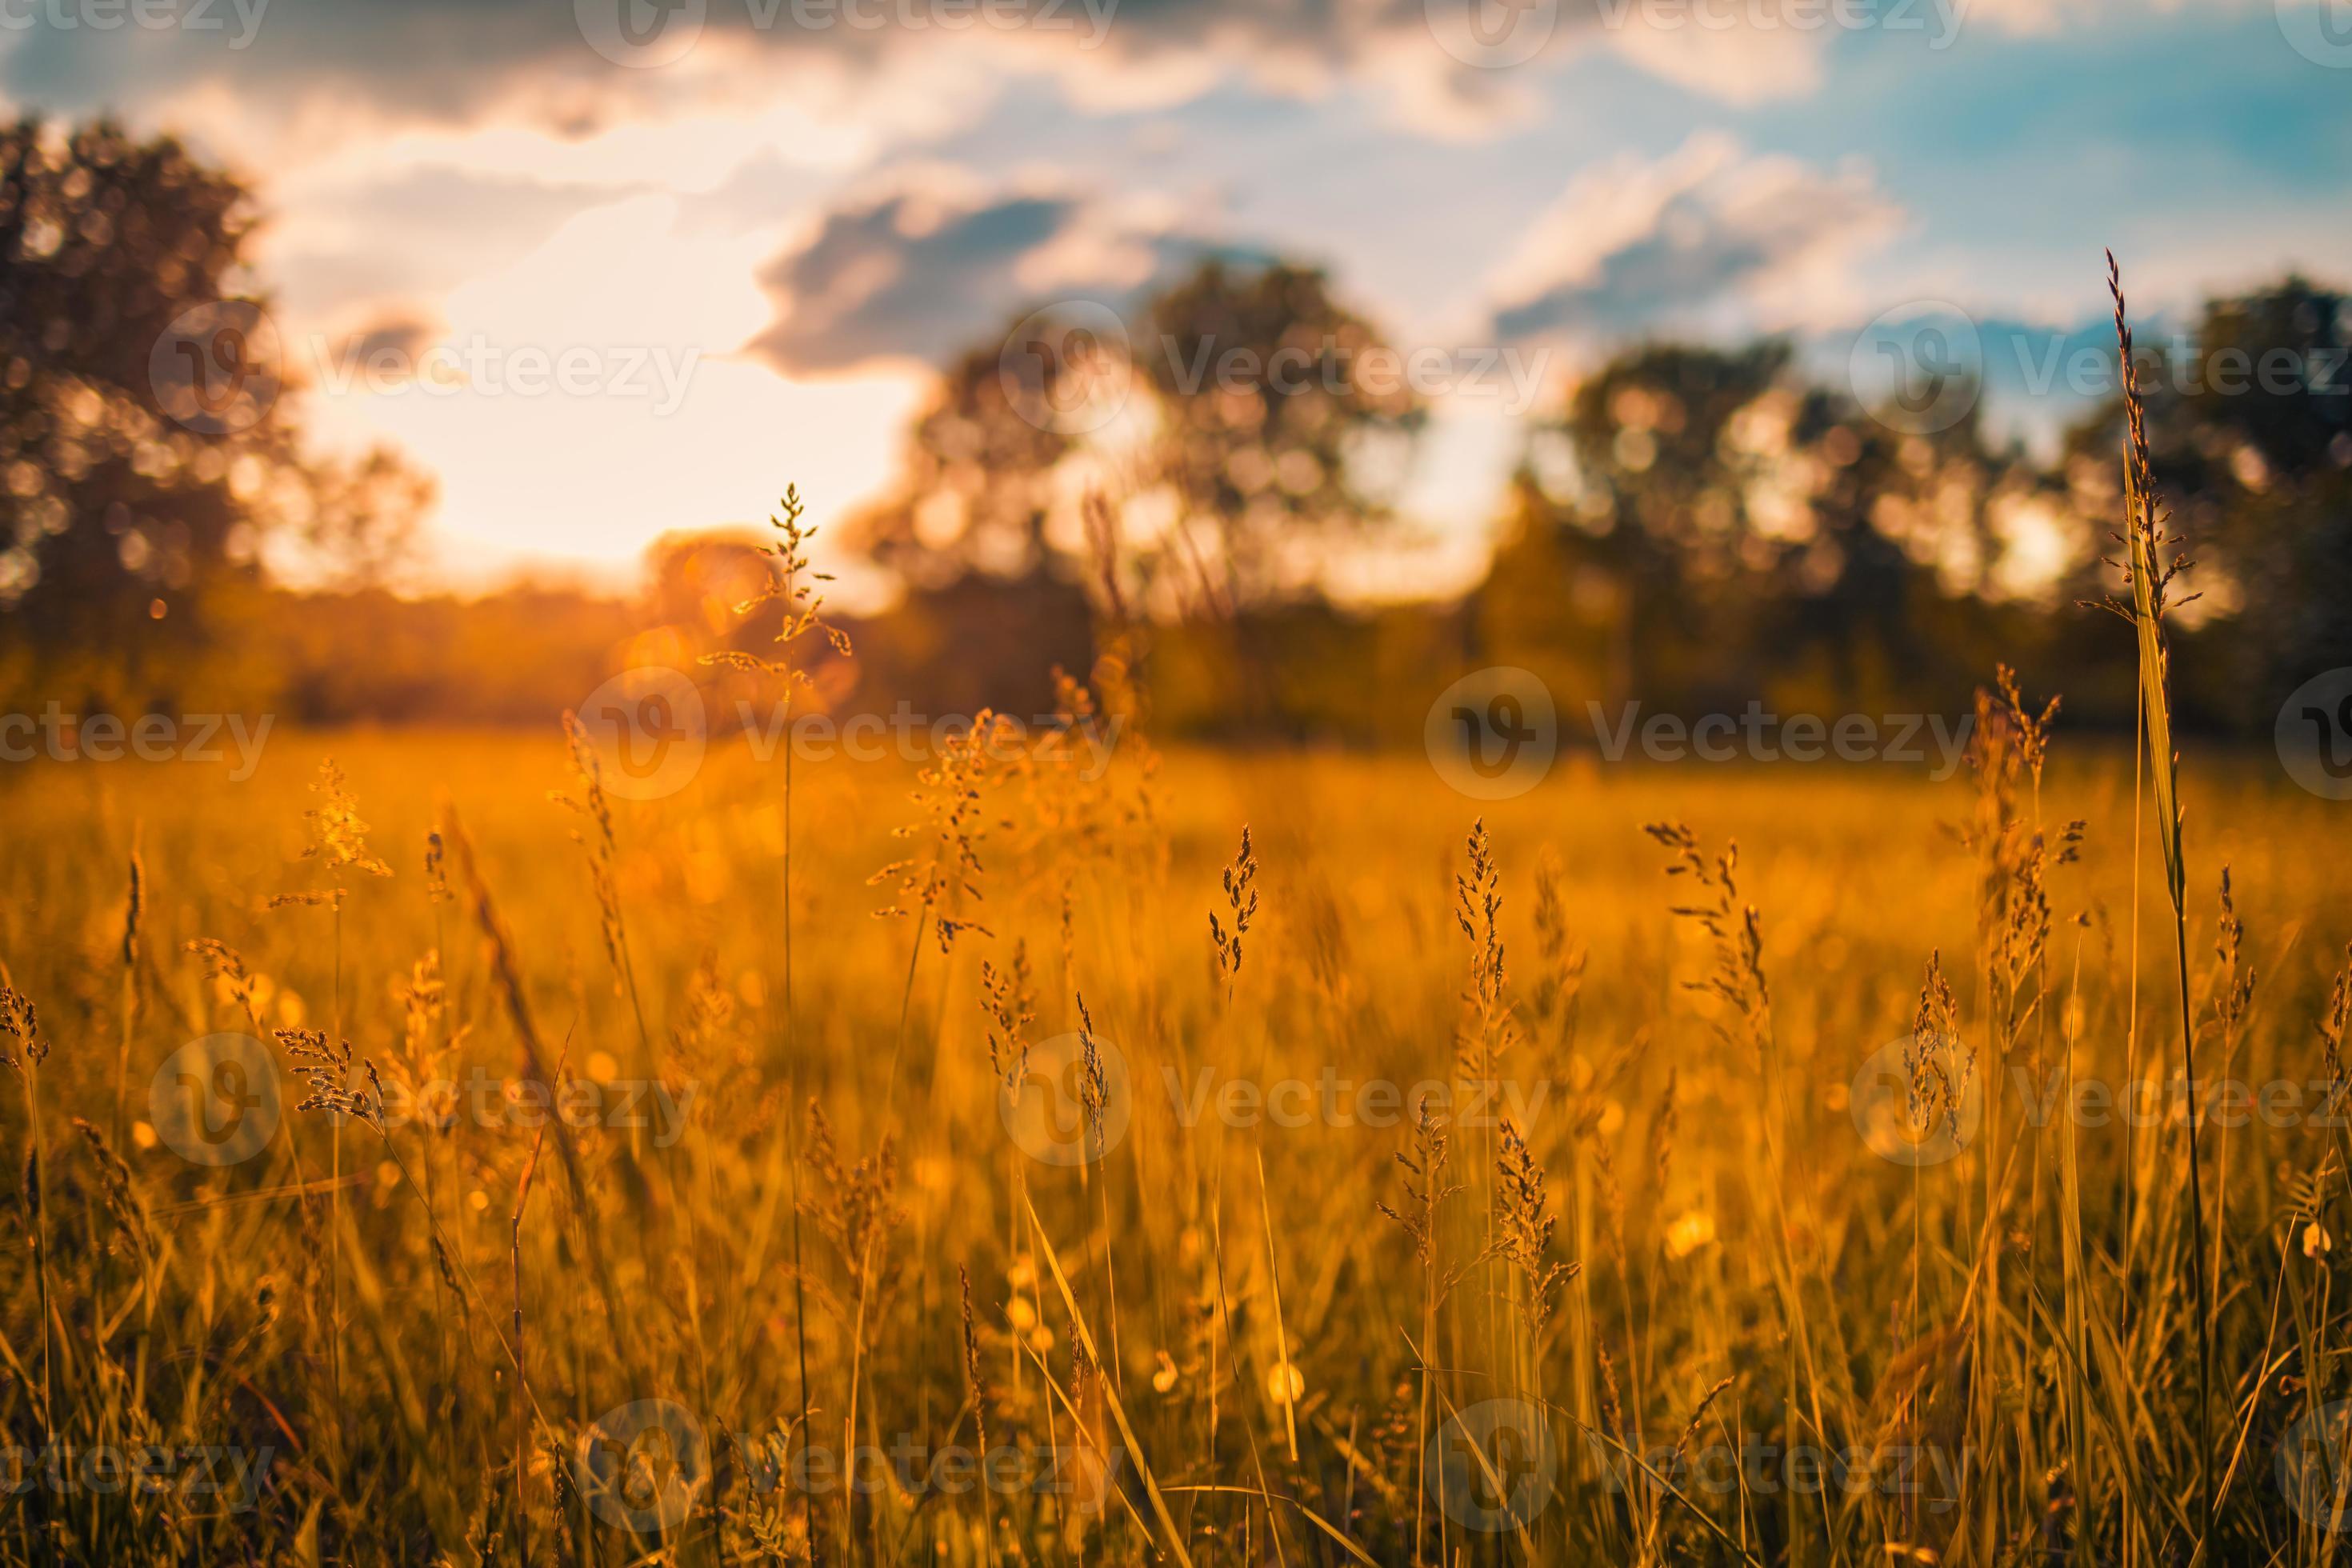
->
2099;250;2215;1557
1;481;2349;1564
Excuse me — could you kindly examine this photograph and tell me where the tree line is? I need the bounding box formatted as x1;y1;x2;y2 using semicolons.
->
2;118;2344;742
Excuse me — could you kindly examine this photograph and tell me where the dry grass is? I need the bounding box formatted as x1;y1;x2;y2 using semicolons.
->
4;714;2352;1568
2;678;2350;1563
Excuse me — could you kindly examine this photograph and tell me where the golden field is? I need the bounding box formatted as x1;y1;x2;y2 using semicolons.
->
2;716;2350;1566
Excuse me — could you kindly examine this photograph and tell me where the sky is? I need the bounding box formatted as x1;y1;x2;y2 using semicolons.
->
6;0;2348;598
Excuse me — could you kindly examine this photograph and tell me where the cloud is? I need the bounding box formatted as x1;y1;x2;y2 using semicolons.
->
265;165;648;324
0;0;2250;171
1;0;1556;156
1487;133;1904;346
326;313;446;372
743;168;1229;373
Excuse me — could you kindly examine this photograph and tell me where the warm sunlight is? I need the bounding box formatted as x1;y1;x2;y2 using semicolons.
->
3;1;2350;1562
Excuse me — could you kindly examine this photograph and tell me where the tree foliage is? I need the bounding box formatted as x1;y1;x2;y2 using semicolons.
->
850;259;1424;610
0;117;428;710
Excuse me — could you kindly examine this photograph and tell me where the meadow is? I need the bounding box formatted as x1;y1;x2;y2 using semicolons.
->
3;693;2350;1565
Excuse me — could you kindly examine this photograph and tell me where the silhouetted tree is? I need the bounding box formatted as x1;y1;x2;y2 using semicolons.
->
2062;276;2352;722
0;116;428;710
1501;340;2034;710
851;258;1423;611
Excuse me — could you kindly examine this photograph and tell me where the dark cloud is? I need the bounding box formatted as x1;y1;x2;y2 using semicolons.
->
321;313;444;382
0;0;1634;147
744;173;1222;372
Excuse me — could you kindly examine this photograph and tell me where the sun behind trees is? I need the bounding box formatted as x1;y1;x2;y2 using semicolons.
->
2;120;2344;746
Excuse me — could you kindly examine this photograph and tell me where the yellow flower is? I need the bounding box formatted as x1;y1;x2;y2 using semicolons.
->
1265;1362;1305;1406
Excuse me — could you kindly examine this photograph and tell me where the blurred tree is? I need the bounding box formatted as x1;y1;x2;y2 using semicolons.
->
2061;277;2352;723
1498;341;2033;712
1134;260;1424;606
0;116;430;710
846;330;1082;591
850;258;1424;610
